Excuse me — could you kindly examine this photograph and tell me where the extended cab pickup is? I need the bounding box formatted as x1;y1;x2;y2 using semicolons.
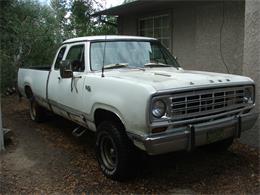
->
18;35;258;180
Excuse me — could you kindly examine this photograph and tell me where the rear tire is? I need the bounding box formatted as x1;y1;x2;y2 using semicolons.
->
29;99;45;122
203;138;234;152
96;121;137;181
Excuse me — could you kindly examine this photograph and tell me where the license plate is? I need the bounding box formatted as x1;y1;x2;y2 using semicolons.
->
207;129;224;143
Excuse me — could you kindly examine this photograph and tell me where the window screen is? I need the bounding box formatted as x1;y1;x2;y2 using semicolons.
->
139;14;171;50
90;41;179;71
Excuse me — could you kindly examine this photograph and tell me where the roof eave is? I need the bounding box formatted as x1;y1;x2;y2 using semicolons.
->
92;1;144;16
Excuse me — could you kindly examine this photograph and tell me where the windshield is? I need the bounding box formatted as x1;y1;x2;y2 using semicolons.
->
90;40;180;71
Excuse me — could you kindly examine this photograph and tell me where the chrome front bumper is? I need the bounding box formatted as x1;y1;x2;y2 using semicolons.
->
129;112;258;155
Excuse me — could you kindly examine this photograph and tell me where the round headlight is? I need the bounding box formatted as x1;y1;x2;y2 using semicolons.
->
244;87;254;104
152;100;166;118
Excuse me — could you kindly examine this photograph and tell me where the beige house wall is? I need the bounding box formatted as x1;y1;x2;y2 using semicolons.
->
118;1;245;75
241;0;260;147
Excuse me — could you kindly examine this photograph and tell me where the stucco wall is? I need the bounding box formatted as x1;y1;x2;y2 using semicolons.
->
172;1;245;74
241;0;260;147
118;15;137;36
118;1;245;75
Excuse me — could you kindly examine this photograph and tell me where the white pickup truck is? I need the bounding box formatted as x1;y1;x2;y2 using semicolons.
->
18;35;258;180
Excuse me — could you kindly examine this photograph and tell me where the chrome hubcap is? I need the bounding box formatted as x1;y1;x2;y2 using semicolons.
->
30;102;36;120
100;135;117;170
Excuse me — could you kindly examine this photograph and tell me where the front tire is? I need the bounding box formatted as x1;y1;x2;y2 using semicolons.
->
96;121;137;181
29;99;45;122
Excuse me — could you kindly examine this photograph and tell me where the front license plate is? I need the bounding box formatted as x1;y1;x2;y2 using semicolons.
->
207;129;224;143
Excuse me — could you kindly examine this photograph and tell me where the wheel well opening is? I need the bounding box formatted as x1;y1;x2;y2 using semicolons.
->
94;109;124;128
24;86;33;99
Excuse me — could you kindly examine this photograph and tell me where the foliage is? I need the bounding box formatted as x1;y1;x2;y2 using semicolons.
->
0;0;117;92
0;0;60;91
49;0;117;39
50;0;72;40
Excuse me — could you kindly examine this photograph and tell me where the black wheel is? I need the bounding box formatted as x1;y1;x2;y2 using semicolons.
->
29;99;45;122
203;138;234;153
96;121;137;181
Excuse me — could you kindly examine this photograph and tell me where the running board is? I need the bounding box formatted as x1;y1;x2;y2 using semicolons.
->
72;126;86;137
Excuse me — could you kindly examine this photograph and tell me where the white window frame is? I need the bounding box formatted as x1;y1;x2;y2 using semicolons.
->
138;14;171;50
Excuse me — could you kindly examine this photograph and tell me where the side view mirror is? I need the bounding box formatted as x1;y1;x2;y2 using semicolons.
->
174;56;178;61
60;60;73;79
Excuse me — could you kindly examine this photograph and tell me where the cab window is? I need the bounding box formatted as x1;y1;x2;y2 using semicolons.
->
65;44;85;72
54;46;66;70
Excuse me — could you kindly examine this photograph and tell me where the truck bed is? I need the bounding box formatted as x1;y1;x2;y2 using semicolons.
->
18;68;50;100
22;66;51;71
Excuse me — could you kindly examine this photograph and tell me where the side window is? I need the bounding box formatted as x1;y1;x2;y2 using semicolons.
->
66;44;85;72
54;47;66;70
150;43;165;64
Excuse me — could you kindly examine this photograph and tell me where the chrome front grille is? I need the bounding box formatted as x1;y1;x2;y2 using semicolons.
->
169;86;252;120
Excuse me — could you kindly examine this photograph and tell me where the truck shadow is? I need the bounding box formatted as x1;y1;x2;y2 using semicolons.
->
46;115;250;186
3;98;257;193
136;148;245;183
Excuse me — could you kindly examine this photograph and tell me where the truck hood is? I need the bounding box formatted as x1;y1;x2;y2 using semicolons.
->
108;68;253;91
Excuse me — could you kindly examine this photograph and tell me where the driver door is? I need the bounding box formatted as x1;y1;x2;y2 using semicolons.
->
48;43;87;124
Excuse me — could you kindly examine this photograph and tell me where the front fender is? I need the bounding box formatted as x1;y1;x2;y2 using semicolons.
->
91;103;127;127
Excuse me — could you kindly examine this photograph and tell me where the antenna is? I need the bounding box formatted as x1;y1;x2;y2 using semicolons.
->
101;35;107;77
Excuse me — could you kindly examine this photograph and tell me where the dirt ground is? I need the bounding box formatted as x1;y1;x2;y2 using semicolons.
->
1;96;260;194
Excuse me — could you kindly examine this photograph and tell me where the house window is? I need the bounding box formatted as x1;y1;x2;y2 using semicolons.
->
139;14;171;49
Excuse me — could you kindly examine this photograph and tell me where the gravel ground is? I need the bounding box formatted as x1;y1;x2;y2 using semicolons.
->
1;96;260;194
239;123;260;148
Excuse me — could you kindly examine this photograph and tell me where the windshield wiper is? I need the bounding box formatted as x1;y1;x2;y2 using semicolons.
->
144;62;172;67
127;66;145;71
103;63;128;69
